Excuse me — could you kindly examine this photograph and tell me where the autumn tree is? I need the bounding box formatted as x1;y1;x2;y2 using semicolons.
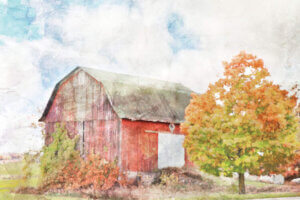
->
181;52;299;194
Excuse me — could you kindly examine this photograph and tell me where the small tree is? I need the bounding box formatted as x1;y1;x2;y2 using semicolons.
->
181;52;299;194
39;123;127;192
40;123;80;187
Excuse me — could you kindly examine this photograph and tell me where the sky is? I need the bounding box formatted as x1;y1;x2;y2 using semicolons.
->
0;0;299;154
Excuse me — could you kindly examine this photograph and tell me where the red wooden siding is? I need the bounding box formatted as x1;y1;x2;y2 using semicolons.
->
45;122;55;145
44;71;121;163
82;119;120;161
45;71;118;122
121;119;188;172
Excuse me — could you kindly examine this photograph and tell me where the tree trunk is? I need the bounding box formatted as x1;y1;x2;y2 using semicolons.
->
238;173;246;194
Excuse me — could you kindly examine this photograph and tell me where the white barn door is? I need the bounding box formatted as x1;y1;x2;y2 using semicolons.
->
158;133;185;169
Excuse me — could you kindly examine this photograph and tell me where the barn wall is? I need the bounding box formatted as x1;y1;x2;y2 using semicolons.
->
121;119;191;172
44;70;120;162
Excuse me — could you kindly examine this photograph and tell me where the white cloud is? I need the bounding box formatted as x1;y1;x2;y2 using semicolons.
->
0;37;46;153
172;0;300;86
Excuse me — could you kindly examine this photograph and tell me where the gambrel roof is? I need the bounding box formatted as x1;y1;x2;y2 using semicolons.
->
39;67;192;123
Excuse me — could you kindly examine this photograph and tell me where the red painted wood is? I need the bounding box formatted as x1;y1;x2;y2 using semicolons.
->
44;71;118;123
44;70;121;163
45;122;55;145
121;119;188;172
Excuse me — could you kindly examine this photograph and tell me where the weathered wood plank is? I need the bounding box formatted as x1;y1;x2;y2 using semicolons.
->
44;71;121;163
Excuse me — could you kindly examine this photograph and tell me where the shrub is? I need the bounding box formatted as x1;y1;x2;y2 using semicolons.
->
39;123;126;191
282;152;300;180
48;154;126;191
40;123;80;189
76;155;125;190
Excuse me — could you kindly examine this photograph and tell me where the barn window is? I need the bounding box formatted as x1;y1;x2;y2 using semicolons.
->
158;133;185;169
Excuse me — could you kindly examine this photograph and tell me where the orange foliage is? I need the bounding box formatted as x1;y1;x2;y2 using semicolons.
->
43;154;127;191
281;152;300;180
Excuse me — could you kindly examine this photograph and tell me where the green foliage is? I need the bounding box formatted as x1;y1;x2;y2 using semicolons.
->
40;123;80;186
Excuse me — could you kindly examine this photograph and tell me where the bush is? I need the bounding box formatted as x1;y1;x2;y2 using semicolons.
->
40;123;80;180
282;152;300;180
76;155;126;190
47;154;127;191
39;123;126;191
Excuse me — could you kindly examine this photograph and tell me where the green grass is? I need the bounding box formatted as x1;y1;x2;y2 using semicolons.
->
0;193;87;200
0;161;40;176
245;180;276;188
0;179;24;190
200;171;279;190
0;161;23;176
180;192;300;200
0;161;41;190
0;161;87;199
0;178;86;200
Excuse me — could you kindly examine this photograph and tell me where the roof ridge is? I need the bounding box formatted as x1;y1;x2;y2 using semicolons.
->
78;66;192;93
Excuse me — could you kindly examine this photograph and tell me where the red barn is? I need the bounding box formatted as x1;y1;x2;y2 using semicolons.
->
39;67;192;175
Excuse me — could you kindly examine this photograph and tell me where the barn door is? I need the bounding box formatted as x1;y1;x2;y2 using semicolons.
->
158;133;185;169
78;121;85;156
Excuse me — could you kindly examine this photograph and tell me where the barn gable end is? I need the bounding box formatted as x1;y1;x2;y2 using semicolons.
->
43;69;121;163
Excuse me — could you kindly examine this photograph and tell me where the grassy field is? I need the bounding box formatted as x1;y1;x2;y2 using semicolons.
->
0;160;40;177
0;161;86;200
0;192;86;200
0;161;299;200
0;161;24;176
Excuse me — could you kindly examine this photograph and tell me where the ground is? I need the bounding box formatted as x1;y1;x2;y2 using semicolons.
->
0;161;300;199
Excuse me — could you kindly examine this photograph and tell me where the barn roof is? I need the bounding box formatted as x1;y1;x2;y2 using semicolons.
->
39;67;193;123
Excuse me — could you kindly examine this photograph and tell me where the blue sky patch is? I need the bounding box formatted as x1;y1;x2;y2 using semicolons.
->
38;55;77;88
167;13;199;53
0;0;41;40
